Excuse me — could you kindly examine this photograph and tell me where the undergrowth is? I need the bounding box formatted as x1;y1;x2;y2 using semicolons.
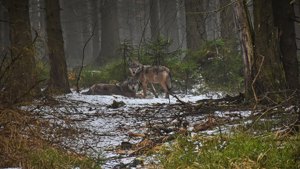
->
159;132;300;169
69;60;129;88
0;107;101;169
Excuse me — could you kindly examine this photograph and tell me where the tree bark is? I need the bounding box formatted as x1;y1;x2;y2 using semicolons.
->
184;0;206;51
159;0;180;51
150;0;160;41
232;0;254;98
2;0;40;104
220;0;235;40
252;0;286;101
205;0;221;40
45;0;71;94
96;0;120;65
60;0;83;67
272;0;299;90
92;0;100;60
0;4;10;51
29;0;47;60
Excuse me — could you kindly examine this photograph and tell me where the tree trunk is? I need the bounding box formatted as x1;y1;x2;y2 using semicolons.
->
0;4;10;51
220;0;235;40
92;0;100;61
176;0;187;51
29;0;47;60
159;0;180;51
96;0;120;65
205;0;221;40
184;0;206;51
150;0;160;41
231;0;254;98
272;0;299;90
2;0;40;104
45;0;71;94
81;0;93;63
118;0;134;42
60;0;83;67
252;0;286;101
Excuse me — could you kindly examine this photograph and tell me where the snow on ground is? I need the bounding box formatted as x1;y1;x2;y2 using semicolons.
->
64;91;220;107
25;91;250;169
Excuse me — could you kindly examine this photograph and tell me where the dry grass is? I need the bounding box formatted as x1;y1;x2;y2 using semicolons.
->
0;106;100;169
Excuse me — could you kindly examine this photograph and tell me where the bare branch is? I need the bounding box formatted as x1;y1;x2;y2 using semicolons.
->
76;24;97;93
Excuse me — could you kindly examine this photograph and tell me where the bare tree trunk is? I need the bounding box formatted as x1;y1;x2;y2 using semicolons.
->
177;0;187;51
205;0;221;40
150;0;160;41
0;4;10;51
184;0;206;51
220;0;235;40
252;0;286;101
272;0;299;90
80;0;93;63
2;0;40;104
118;0;134;42
29;0;47;60
96;0;120;65
45;0;70;94
60;0;82;67
92;0;100;60
160;0;180;51
232;0;254;98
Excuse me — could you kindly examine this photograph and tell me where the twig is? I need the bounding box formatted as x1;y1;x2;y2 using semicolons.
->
251;54;265;107
12;79;46;104
250;90;296;129
170;93;191;106
76;24;96;93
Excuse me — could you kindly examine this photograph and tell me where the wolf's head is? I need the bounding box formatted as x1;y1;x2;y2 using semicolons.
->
128;59;143;76
126;77;140;92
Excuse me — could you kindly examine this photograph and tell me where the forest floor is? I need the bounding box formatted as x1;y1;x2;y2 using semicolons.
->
21;91;299;169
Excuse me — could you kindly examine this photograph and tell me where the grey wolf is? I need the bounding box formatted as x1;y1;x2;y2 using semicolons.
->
82;77;139;97
128;59;171;98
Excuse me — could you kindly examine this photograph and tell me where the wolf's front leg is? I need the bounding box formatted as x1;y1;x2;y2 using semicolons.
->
142;83;148;98
161;83;169;99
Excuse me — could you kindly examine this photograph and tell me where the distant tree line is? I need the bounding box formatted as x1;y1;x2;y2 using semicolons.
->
0;0;299;106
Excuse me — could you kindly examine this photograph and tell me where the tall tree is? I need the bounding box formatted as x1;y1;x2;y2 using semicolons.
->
118;0;135;42
150;0;160;41
96;0;120;65
60;0;83;67
2;0;40;104
252;0;286;101
160;0;180;51
91;0;100;60
233;0;299;102
220;0;235;40
272;0;299;90
80;0;93;63
232;0;254;98
0;3;10;51
184;0;207;51
45;0;70;94
205;0;221;40
29;0;47;60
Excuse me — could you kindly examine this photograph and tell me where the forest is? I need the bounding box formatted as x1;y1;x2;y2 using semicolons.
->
0;0;300;168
